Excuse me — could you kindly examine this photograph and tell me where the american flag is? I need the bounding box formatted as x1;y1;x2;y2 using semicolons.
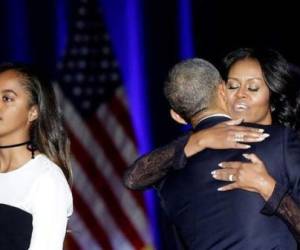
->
54;0;153;249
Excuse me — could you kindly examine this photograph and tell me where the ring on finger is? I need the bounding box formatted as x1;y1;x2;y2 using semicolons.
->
229;174;235;182
234;133;244;142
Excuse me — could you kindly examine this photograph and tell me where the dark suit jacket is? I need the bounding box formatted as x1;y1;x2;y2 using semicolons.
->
157;116;300;250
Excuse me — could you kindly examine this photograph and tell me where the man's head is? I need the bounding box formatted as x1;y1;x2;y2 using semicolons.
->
164;58;223;124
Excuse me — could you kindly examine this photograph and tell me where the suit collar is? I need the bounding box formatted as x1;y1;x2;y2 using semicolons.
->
194;115;231;131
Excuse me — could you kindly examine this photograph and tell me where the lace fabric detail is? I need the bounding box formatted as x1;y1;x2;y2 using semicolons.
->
124;134;189;190
276;195;300;242
261;183;300;242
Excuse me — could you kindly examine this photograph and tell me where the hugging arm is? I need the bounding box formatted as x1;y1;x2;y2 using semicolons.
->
124;119;265;190
261;183;300;243
124;134;190;190
213;154;300;243
212;128;300;243
272;128;300;242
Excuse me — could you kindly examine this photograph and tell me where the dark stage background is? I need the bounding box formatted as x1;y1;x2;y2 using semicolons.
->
0;0;299;249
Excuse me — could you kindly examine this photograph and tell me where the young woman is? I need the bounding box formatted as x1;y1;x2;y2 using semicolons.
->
0;63;73;249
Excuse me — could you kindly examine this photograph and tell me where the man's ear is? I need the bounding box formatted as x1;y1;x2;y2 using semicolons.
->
170;109;188;125
218;81;226;103
28;105;39;123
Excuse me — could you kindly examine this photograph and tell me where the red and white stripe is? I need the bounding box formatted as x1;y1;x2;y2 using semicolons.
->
54;84;152;249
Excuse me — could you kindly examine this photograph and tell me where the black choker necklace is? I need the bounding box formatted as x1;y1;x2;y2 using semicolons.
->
0;141;36;159
0;141;30;149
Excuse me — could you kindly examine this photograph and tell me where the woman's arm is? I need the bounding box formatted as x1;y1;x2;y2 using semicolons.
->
212;153;300;242
262;188;300;243
212;153;276;199
124;120;266;190
124;134;190;190
29;171;73;250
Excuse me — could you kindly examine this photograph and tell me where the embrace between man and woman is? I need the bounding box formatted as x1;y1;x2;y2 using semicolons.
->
125;48;300;249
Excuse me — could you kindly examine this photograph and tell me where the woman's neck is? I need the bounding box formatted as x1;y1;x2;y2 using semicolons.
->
0;138;32;172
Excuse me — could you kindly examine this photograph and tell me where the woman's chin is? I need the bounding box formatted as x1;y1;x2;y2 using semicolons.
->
231;113;249;122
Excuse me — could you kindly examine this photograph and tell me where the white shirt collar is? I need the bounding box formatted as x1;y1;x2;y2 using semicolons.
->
198;113;231;124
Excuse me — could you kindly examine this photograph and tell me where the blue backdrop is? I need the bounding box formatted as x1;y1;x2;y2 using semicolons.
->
0;0;299;249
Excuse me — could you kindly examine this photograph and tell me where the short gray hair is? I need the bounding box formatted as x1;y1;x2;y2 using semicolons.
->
164;58;222;121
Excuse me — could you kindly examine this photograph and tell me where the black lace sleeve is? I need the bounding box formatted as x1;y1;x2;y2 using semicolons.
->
276;195;300;242
261;183;300;242
124;134;190;190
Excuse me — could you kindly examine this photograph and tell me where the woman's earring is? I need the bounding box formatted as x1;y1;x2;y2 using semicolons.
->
271;106;276;112
27;142;38;159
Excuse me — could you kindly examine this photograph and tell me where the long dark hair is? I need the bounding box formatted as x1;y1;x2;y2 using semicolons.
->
0;63;72;183
221;48;299;129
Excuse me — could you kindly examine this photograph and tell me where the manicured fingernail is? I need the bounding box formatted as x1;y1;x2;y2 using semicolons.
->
258;128;264;133
211;170;216;175
218;162;223;167
218;187;224;191
262;133;270;138
243;153;249;158
243;145;251;148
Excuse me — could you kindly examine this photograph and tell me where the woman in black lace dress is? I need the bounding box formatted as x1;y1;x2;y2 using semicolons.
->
124;48;300;242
